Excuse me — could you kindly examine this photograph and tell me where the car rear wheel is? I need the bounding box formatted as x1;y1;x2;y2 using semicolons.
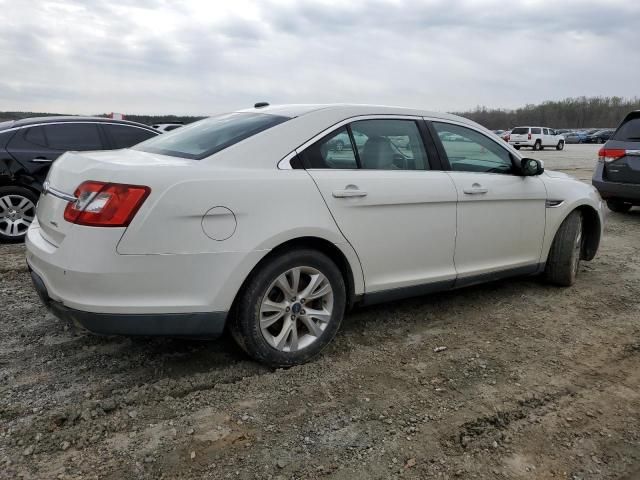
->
514;146;521;150
230;249;346;367
544;210;583;287
606;199;633;213
533;140;542;151
0;186;38;243
556;141;564;150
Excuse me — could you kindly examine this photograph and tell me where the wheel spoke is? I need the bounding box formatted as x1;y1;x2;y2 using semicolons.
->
301;273;331;300
288;321;299;351
274;318;294;350
0;196;11;213
275;273;295;297
299;315;323;337
17;197;31;210
303;307;331;324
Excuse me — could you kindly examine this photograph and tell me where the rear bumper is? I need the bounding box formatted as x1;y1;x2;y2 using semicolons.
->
29;268;227;336
592;163;640;202
509;140;533;147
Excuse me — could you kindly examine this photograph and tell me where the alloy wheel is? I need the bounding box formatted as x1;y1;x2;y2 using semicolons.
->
259;266;334;352
0;194;36;238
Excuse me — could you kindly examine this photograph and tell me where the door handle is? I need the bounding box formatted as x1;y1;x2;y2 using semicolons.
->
31;157;53;163
332;185;367;198
463;183;488;195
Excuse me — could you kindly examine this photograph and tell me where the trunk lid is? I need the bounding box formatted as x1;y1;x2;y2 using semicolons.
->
602;139;640;184
36;149;192;246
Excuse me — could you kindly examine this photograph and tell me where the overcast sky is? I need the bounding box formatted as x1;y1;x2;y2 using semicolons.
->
1;0;638;116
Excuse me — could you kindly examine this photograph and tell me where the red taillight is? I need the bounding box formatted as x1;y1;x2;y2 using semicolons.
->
598;148;626;163
64;181;150;227
527;133;532;140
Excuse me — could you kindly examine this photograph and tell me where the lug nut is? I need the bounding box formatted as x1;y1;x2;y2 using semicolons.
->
285;306;290;312
300;299;305;304
291;315;296;320
300;310;306;315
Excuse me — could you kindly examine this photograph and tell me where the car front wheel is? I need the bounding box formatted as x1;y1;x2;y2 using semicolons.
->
544;210;583;286
0;186;38;243
230;249;346;367
556;141;564;150
533;141;542;151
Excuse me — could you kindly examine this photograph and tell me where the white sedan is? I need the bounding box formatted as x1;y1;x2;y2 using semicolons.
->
26;104;604;366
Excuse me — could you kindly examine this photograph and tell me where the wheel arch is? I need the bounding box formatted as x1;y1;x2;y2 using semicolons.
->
229;236;362;317
576;204;601;261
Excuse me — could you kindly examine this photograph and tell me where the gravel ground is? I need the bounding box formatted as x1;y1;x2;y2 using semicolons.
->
1;144;639;479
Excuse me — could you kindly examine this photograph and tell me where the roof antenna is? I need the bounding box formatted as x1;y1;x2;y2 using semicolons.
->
254;102;269;108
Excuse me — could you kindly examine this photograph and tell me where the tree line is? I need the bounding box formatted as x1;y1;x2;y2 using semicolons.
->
456;96;640;130
2;96;639;129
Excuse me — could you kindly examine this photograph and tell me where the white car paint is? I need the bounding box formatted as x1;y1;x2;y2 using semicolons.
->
509;126;565;149
26;104;603;344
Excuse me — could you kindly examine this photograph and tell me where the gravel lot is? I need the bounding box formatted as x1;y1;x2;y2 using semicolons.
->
1;144;639;479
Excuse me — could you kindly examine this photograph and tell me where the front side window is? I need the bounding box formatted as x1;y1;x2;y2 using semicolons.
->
134;112;289;160
433;122;514;174
351;119;429;170
543;128;549;135
44;123;103;150
298;127;358;169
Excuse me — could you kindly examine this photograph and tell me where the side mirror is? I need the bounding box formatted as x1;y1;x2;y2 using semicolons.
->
521;158;544;176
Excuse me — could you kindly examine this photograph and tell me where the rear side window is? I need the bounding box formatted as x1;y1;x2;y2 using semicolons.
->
531;128;541;134
298;127;358;169
612;114;640;141
104;124;157;149
44;123;103;150
24;126;47;147
511;127;529;134
134;113;289;160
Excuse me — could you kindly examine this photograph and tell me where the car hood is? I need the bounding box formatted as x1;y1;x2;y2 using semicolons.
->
543;170;573;180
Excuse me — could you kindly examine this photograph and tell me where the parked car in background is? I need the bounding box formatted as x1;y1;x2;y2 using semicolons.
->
152;122;183;133
26;104;603;366
508;126;565;151
592;111;640;213
585;129;614;144
564;131;588;144
0;117;159;242
501;130;511;142
492;130;505;136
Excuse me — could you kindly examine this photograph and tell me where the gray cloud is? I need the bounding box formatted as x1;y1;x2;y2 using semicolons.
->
0;0;638;115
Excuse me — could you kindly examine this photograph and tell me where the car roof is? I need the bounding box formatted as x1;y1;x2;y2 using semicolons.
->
236;103;471;124
0;116;154;131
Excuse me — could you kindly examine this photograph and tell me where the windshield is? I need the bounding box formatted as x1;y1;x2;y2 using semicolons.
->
133;112;289;159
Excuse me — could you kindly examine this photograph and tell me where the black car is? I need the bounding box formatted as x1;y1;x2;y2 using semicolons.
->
0;117;158;242
592;111;640;213
585;129;614;144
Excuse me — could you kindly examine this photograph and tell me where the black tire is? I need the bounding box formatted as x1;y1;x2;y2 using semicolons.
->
229;249;346;367
556;141;564;151
514;146;521;150
544;210;583;287
606;199;632;213
0;185;38;243
533;140;542;151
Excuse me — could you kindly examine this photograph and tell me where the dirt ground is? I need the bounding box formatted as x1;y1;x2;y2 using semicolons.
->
1;144;639;479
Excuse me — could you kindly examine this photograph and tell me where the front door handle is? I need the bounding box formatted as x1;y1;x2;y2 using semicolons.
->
463;183;488;195
32;157;53;163
332;185;367;198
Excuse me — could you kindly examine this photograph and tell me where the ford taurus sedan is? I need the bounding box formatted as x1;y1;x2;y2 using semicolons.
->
26;104;604;366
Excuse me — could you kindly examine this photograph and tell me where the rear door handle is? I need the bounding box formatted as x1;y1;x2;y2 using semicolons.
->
463;183;488;195
32;157;53;163
332;185;367;198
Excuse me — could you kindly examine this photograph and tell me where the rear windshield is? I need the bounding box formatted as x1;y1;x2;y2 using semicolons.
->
133;112;289;159
511;127;529;134
612;115;640;142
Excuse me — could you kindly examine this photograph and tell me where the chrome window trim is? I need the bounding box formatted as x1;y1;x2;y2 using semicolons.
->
0;121;158;135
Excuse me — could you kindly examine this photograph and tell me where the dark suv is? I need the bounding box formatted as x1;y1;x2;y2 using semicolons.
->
0;117;158;241
592;111;640;213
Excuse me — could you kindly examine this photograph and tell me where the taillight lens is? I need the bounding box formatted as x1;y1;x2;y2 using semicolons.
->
527;133;532;140
64;181;150;227
598;148;626;163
